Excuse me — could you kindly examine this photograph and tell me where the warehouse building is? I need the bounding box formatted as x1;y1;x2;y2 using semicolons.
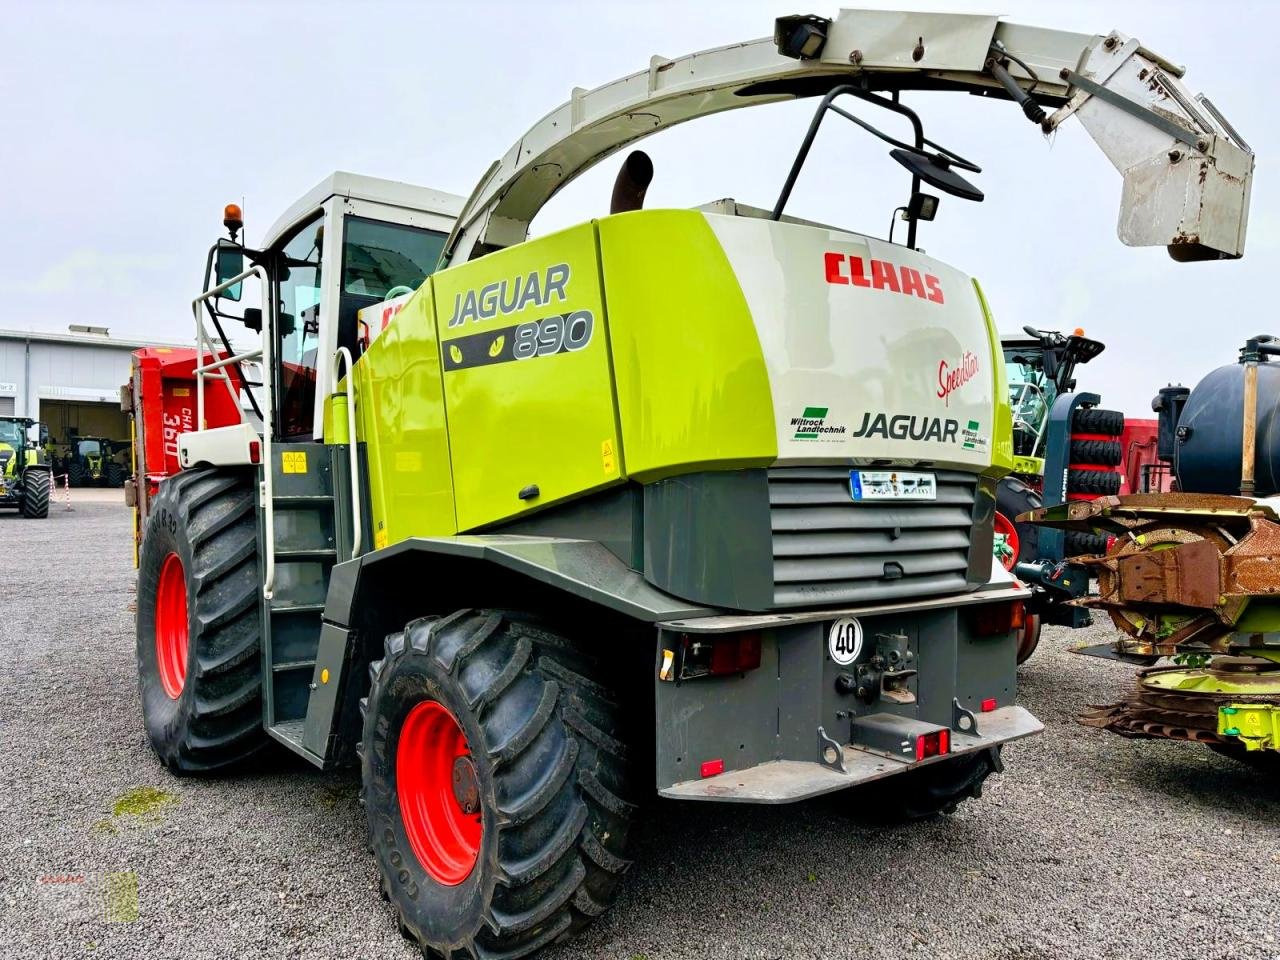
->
0;326;187;446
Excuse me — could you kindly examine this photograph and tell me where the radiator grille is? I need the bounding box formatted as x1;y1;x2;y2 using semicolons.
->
769;467;978;608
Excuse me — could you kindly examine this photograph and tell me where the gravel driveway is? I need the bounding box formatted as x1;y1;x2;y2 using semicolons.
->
2;498;1277;959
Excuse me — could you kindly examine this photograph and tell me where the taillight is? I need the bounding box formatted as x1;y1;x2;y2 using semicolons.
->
915;729;950;761
675;632;762;680
248;440;261;464
972;600;1025;637
980;697;998;712
700;758;724;778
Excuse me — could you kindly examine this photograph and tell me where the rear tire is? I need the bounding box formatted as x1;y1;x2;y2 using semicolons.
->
106;462;125;488
1071;407;1124;436
361;610;635;960
135;467;266;773
20;469;49;519
844;747;1003;821
67;462;84;487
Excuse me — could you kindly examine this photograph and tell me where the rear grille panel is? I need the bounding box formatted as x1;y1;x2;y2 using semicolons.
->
769;467;978;608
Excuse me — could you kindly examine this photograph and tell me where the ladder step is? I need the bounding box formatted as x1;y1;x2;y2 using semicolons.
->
272;659;317;673
271;601;326;615
273;494;334;507
276;547;337;561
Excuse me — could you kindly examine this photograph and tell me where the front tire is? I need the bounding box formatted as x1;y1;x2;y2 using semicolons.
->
361;610;635;960
20;469;49;518
135;467;266;773
996;476;1041;565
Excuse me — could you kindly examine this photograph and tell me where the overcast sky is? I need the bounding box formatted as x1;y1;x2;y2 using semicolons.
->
3;0;1272;417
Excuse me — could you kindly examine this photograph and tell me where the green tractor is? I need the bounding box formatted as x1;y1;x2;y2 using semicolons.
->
63;436;127;487
0;417;52;519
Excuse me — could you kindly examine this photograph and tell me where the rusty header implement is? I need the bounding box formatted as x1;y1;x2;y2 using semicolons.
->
444;9;1252;266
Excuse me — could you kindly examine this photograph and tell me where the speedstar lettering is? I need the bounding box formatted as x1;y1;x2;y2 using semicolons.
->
851;411;959;443
937;351;980;406
447;263;571;328
824;252;944;304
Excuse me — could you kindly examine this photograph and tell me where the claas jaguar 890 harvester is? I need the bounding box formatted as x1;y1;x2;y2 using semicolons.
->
128;10;1252;957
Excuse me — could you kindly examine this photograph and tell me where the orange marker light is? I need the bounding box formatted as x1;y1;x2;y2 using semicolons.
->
1073;327;1085;336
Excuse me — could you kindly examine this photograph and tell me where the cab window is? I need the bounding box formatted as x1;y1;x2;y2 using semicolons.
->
340;217;447;352
276;217;324;439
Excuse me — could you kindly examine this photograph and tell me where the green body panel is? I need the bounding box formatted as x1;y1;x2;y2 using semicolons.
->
353;282;456;550
437;223;623;530
971;280;1014;479
598;210;777;481
350;210;1006;565
1219;703;1280;751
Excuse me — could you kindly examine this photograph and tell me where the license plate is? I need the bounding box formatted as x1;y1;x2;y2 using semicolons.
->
849;470;937;501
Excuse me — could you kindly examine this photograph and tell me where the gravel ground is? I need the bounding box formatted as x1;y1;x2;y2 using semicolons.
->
2;496;1279;960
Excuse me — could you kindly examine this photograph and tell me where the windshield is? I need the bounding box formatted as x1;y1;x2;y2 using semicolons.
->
342;217;446;300
0;421;22;447
77;439;103;456
1003;345;1053;456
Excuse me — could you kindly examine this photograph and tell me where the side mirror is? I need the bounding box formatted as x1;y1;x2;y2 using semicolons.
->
215;240;245;302
242;307;262;332
890;149;984;202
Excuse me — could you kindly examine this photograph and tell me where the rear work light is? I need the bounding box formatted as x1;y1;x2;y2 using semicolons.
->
972;600;1026;637
915;729;950;761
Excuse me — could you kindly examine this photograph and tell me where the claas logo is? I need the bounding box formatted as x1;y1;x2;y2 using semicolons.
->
823;252;943;304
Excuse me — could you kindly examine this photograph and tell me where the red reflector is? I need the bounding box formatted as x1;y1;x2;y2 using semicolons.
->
700;759;724;778
708;632;762;675
248;440;261;464
973;601;1025;636
980;697;998;712
914;730;950;761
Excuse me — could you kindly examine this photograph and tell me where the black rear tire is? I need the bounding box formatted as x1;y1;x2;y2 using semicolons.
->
1072;407;1124;436
996;477;1042;565
106;462;125;488
1067;469;1121;496
361;610;635;960
20;469;49;519
1069;439;1122;466
135;467;266;773
67;462;84;487
844;747;1003;821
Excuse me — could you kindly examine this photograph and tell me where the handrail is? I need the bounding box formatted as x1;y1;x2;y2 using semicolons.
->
332;347;362;559
190;264;277;599
190;265;268;430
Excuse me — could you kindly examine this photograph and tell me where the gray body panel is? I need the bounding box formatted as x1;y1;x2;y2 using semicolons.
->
652;594;1026;802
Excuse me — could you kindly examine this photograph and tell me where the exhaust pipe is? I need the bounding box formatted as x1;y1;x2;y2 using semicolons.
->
610;150;654;215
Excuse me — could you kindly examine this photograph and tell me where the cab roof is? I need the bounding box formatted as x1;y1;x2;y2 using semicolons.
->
263;171;466;249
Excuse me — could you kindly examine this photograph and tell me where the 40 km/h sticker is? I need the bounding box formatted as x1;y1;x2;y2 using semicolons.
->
828;617;863;665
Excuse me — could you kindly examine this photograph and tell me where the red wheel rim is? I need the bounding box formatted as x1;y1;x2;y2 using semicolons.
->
993;511;1020;571
397;701;482;886
154;552;189;699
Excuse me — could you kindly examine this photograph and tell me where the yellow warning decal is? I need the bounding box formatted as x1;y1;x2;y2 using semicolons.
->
172;386;190;397
601;438;616;475
281;451;307;474
375;527;389;549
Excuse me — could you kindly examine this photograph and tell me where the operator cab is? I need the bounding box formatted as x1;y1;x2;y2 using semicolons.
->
202;172;464;441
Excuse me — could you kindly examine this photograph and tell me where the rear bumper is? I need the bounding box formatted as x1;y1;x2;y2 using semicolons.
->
660;705;1041;804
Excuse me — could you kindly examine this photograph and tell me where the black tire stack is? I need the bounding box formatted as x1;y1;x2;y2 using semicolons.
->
1064;406;1124;556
